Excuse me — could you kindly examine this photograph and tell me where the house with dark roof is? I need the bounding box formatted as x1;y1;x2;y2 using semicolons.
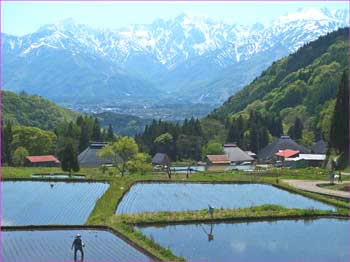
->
311;139;328;154
223;144;254;164
152;153;171;167
26;155;60;167
78;142;115;168
206;155;231;171
258;136;310;162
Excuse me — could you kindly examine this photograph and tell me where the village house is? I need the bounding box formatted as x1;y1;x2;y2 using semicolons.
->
78;142;114;168
26;155;60;167
257;136;310;162
152;153;171;168
223;143;254;165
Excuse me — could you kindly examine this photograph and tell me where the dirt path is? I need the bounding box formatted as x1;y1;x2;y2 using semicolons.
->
282;180;350;200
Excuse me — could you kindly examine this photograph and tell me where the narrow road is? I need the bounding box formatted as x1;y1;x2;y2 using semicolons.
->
282;180;350;200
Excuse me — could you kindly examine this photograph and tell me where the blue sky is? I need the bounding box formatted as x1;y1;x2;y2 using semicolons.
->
1;1;348;36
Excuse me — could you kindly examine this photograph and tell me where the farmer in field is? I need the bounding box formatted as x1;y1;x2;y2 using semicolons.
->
72;234;84;261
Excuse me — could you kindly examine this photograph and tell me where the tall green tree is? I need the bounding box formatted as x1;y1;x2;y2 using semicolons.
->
288;117;303;140
98;136;138;176
2;120;13;165
329;71;349;163
91;118;101;142
61;141;80;175
202;142;224;159
12;146;29;167
107;124;115;141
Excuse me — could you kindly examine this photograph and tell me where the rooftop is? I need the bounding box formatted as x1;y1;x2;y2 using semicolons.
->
26;155;60;163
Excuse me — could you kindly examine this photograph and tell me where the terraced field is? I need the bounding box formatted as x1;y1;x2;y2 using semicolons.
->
138;218;350;261
116;183;335;214
2;181;109;225
2;229;151;262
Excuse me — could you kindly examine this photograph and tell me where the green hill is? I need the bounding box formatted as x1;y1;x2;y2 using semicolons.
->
209;27;348;141
94;111;152;136
2;90;77;130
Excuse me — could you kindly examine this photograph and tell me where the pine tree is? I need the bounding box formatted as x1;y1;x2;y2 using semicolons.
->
329;71;349;156
3;121;13;165
107;124;115;141
78;123;89;153
91;118;101;142
61;141;80;175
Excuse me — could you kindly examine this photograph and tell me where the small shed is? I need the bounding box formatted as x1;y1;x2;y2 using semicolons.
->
26;155;60;167
152;153;171;167
285;154;326;168
206;155;231;171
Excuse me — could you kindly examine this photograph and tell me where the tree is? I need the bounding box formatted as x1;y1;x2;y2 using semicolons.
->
98;136;138;176
329;71;349;167
288;117;303;140
78;122;90;153
91;118;101;142
154;133;173;155
127;153;152;175
202;142;224;159
3;120;13;165
11;126;57;156
107;124;115;141
12;146;28;166
61;141;80;175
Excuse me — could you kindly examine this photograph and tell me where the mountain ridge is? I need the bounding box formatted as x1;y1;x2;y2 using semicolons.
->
2;7;348;104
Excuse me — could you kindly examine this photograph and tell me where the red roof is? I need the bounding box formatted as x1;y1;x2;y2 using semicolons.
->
275;149;300;158
26;155;60;163
207;155;231;164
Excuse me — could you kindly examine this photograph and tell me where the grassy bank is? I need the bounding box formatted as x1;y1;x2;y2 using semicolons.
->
113;204;348;225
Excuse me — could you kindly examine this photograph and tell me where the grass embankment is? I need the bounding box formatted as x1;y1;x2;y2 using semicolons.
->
113;204;348;225
3;167;350;261
318;183;350;192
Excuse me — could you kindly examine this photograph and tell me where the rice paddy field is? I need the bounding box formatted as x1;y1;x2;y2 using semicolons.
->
2;181;109;225
116;183;336;214
2;229;151;262
138;218;350;261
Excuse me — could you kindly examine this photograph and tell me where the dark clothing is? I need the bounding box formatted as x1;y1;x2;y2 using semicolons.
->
72;238;84;261
74;246;84;261
72;238;83;248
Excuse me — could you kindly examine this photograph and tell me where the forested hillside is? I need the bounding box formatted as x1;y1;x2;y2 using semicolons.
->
94;112;151;136
2;91;77;130
210;27;348;144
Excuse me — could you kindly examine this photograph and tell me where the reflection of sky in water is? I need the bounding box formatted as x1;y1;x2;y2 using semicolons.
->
117;183;336;214
2;229;150;262
138;218;350;261
1;218;15;226
2;181;109;225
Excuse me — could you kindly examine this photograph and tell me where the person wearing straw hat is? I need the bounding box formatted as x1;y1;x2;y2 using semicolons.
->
72;234;84;261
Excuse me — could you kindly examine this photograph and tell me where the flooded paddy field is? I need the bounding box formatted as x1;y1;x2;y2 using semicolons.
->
138;218;350;261
2;228;151;262
116;183;335;214
2;181;109;225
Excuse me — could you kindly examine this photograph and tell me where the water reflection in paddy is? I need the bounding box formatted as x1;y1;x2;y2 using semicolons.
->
138;218;349;261
2;229;150;262
116;183;335;214
2;181;109;225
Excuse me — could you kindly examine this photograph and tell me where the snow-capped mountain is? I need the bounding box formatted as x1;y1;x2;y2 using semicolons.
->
2;8;349;104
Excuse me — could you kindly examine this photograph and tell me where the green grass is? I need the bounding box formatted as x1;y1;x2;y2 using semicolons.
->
113;204;347;225
318;183;350;192
3;166;350;261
